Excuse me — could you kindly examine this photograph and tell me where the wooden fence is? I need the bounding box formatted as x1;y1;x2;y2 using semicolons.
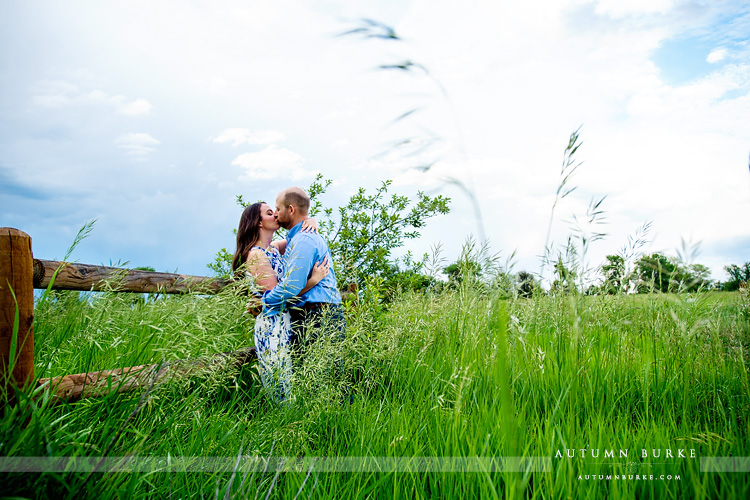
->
1;227;256;404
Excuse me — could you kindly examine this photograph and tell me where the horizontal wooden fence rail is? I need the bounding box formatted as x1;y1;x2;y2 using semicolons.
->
33;259;232;294
37;347;257;403
1;227;256;406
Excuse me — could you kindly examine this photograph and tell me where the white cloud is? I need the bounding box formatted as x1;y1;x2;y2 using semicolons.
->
213;128;286;147
594;0;676;18
114;133;160;159
707;48;727;64
194;76;228;92
116;97;153;116
232;144;308;180
32;80;152;116
30;80;77;107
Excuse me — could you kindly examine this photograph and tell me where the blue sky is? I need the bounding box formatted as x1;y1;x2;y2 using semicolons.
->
1;0;748;284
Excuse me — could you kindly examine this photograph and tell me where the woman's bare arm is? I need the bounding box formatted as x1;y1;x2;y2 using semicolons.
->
271;239;287;255
245;249;278;292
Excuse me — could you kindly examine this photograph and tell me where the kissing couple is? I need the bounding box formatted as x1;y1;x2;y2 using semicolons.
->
231;187;345;401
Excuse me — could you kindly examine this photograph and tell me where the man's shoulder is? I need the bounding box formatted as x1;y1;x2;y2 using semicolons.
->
291;230;325;246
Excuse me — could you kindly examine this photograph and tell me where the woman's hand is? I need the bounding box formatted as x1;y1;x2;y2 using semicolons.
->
309;257;330;285
301;217;319;233
246;296;262;317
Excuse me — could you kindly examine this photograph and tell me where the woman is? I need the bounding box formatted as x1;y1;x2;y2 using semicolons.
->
232;201;328;400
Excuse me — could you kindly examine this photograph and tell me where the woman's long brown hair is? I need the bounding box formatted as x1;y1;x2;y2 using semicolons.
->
232;202;264;273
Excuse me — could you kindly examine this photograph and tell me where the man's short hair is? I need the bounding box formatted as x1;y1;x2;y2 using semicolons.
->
282;188;310;216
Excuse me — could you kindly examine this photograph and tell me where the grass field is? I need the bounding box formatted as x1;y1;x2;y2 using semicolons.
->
2;281;749;499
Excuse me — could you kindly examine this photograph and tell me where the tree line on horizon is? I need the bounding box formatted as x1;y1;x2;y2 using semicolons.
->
438;253;748;299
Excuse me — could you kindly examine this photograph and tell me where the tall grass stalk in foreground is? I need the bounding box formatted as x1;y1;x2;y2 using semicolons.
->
2;245;749;498
340;18;487;243
540;127;583;285
37;219;97;309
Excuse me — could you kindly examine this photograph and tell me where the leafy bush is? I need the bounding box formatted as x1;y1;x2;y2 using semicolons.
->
634;252;713;293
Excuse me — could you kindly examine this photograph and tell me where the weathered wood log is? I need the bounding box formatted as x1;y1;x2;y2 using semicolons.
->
33;259;233;294
1;228;35;391
37;346;257;403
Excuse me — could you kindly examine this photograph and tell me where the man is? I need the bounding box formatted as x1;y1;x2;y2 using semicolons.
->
261;186;345;364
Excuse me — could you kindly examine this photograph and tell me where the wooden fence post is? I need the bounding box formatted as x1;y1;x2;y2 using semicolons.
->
0;228;35;393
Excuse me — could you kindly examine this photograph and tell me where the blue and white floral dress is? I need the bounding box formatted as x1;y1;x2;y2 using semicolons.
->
249;246;293;401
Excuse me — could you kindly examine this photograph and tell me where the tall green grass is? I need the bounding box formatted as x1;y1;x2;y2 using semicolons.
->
2;274;749;498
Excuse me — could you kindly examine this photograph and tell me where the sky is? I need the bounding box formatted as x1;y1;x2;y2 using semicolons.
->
1;0;748;285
